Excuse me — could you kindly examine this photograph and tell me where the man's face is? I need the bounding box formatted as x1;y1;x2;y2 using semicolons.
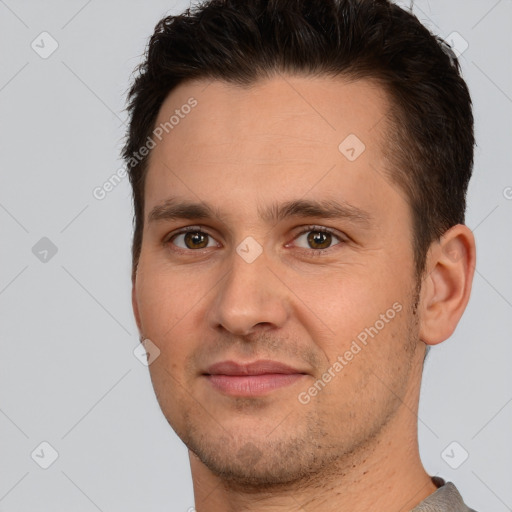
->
133;76;425;486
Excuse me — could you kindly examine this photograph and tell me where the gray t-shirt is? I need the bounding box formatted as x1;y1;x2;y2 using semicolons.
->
412;478;477;511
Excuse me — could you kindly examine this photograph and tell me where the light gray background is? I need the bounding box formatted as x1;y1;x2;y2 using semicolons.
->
0;1;510;510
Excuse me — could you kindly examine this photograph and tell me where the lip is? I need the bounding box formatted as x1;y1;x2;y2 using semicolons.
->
205;360;305;376
203;360;308;397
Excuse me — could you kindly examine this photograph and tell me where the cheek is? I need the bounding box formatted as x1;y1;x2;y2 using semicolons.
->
134;257;225;378
304;300;416;421
135;261;197;344
136;267;197;406
281;262;407;349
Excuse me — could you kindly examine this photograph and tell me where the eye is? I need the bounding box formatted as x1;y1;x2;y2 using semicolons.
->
168;228;218;250
292;226;343;251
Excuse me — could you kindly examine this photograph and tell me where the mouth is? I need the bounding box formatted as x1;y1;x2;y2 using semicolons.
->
202;360;309;397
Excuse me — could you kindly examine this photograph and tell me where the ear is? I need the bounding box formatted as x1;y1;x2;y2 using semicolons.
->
132;279;143;335
419;224;476;345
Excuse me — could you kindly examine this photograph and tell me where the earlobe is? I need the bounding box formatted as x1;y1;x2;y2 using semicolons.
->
419;224;476;346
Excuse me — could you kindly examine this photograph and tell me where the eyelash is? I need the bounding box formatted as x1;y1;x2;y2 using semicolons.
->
287;225;344;255
163;226;215;252
164;225;345;255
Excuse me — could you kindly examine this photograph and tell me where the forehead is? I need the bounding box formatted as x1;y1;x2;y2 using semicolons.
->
152;74;390;154
144;75;401;222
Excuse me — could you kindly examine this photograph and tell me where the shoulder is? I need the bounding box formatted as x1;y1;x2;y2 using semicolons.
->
412;479;478;512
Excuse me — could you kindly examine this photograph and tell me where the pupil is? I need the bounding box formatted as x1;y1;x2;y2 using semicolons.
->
185;232;207;249
308;231;331;249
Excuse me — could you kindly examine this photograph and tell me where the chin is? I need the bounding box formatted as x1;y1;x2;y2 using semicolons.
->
184;426;341;490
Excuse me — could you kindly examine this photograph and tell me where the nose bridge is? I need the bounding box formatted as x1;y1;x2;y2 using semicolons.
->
210;244;288;335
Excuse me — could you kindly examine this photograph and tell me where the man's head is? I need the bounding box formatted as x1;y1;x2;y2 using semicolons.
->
124;0;475;492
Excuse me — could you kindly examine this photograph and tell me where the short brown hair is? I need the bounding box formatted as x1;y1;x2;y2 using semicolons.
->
123;0;474;281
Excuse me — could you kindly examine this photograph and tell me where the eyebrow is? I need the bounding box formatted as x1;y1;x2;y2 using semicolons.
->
147;197;372;227
148;198;222;223
260;198;372;226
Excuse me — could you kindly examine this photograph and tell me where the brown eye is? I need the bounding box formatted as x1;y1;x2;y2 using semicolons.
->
307;231;332;249
184;232;209;249
292;227;343;251
171;230;216;250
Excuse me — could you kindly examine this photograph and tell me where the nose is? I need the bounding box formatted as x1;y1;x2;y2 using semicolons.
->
208;248;289;337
